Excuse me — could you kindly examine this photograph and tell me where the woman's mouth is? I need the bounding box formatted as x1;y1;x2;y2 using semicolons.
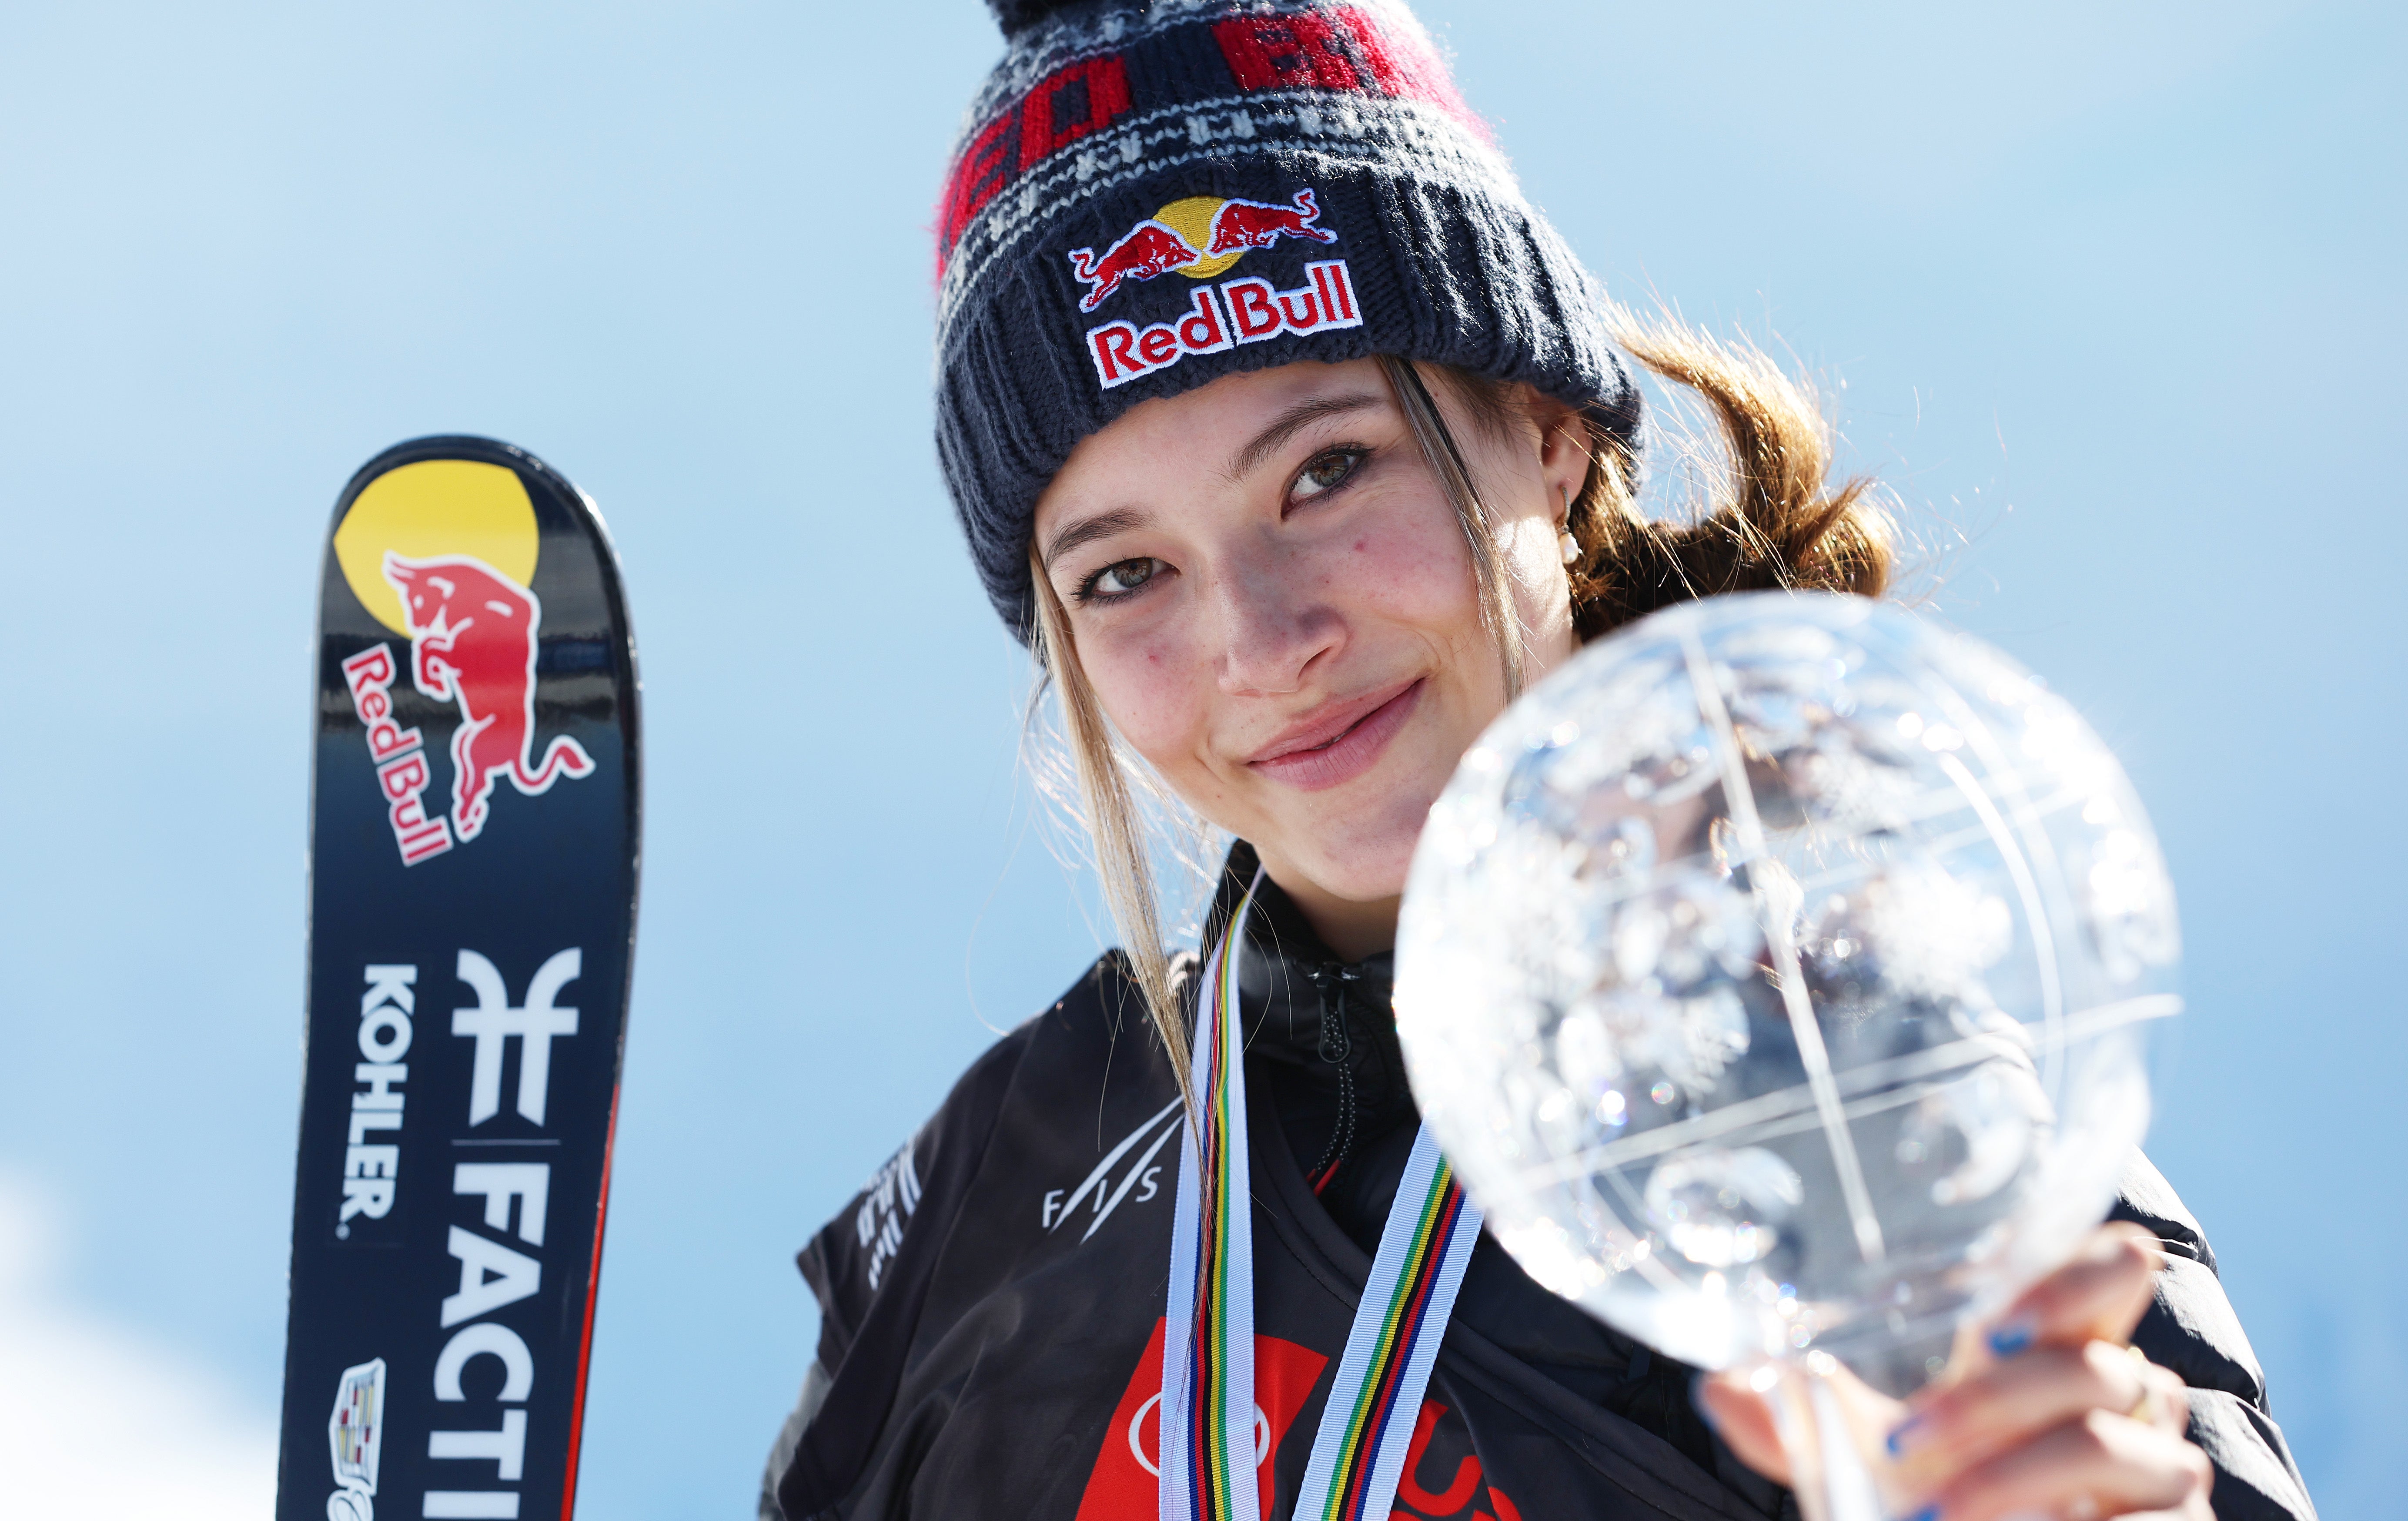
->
1246;678;1425;793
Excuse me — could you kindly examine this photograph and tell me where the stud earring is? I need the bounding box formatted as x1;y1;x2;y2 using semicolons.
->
1558;485;1579;564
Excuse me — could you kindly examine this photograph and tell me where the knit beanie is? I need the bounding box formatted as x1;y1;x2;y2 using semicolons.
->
936;0;1641;639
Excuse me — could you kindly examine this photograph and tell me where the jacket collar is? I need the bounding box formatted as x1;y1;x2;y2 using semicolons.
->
1200;841;1417;1173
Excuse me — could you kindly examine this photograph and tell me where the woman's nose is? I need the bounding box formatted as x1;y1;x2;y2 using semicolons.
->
1210;548;1344;697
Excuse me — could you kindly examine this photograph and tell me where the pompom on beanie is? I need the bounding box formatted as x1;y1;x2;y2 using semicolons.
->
935;0;1641;639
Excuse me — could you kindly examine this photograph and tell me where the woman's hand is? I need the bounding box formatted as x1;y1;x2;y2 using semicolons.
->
1697;1223;2213;1520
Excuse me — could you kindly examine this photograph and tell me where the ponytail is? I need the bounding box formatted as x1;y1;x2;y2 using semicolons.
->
1563;309;1893;636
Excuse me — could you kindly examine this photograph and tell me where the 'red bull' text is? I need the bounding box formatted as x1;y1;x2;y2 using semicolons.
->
342;644;456;866
1087;259;1361;390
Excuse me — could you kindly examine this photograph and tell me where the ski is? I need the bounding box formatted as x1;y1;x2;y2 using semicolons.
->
275;437;641;1521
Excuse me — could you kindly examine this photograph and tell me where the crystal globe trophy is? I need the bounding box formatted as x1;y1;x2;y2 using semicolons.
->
1394;593;2179;1521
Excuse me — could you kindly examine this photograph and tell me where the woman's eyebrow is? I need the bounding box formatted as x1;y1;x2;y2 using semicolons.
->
1040;506;1152;571
1222;392;1384;483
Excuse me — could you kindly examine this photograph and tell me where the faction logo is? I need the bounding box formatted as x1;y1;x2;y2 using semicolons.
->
333;461;595;866
1068;188;1364;392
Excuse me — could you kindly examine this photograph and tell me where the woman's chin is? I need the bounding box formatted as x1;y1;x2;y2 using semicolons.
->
1271;817;1425;910
1241;756;1455;914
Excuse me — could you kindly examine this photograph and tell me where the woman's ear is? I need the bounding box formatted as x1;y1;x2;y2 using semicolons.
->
1532;399;1589;524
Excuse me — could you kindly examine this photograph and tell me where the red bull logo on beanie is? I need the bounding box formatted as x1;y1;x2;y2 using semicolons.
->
1069;224;1204;313
1068;189;1336;312
1087;261;1361;390
1073;188;1361;390
330;460;595;867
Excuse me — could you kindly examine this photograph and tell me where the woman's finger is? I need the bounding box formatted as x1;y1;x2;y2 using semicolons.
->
1694;1370;1792;1483
1983;1223;2166;1357
1908;1407;2212;1521
2141;1358;2192;1435
1888;1340;2160;1477
2122;1354;2193;1439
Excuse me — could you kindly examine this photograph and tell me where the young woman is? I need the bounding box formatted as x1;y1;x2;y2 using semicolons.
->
763;3;2313;1518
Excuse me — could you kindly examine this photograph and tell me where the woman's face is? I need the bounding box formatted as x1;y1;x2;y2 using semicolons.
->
1032;358;1587;954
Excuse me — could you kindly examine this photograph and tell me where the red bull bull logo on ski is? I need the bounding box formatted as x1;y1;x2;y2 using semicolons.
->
1067;188;1363;390
331;460;595;867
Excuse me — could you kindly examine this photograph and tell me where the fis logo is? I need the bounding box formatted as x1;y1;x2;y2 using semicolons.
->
1068;188;1363;391
1041;1098;1180;1242
332;461;596;866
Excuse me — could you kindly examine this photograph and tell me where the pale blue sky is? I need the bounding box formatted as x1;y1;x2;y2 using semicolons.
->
0;2;2397;1515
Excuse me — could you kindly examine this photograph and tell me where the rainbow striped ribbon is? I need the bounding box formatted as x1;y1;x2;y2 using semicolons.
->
1161;871;1262;1521
1288;1126;1480;1521
1161;873;1483;1521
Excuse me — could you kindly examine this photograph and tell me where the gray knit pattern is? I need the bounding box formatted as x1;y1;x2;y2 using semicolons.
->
936;0;1639;638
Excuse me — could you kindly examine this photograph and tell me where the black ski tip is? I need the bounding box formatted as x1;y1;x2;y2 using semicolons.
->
331;436;592;533
282;432;641;1520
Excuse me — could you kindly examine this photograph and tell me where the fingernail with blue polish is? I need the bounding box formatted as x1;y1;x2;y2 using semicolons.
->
1987;1316;2037;1357
1900;1506;1939;1521
1884;1415;1923;1457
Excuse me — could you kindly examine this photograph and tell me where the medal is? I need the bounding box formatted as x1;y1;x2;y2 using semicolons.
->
1161;871;1482;1521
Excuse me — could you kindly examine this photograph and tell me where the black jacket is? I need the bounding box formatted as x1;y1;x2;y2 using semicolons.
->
771;874;2314;1521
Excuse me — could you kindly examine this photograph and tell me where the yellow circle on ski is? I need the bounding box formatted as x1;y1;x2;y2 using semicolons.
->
334;459;540;636
1156;196;1244;279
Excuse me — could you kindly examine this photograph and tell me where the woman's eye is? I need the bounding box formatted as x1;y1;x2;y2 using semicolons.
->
1083;556;1161;601
1290;447;1365;504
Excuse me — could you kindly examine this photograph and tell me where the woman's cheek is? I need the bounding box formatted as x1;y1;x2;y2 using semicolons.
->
1343;498;1482;631
1087;633;1218;791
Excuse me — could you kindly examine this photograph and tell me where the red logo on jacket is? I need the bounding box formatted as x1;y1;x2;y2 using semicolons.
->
1071;1320;1522;1521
